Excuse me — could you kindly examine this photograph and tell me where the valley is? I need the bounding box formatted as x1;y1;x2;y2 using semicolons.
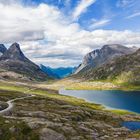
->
0;43;140;139
1;0;140;139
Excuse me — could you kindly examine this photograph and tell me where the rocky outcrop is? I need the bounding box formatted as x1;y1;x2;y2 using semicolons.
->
40;128;66;140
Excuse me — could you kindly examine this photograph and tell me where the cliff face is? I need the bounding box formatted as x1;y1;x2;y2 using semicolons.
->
75;44;137;74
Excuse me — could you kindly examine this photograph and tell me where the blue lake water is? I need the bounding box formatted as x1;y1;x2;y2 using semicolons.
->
122;121;140;131
59;90;140;114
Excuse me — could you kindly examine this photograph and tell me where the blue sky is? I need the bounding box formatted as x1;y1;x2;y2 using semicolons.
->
0;0;140;67
21;0;140;31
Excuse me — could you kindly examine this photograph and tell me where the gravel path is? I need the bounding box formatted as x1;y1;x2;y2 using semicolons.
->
0;89;36;115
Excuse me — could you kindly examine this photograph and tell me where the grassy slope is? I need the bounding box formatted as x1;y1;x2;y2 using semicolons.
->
42;78;140;91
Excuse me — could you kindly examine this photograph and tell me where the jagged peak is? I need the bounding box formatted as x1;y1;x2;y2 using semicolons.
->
9;42;21;51
0;43;27;61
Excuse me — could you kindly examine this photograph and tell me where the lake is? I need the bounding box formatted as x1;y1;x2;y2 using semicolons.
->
122;121;140;131
59;89;140;114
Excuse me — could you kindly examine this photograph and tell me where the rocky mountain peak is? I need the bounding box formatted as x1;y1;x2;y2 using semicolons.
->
0;43;27;61
0;43;49;81
75;44;136;74
9;42;21;51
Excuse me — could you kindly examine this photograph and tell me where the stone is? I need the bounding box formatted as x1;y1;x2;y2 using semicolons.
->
40;128;66;140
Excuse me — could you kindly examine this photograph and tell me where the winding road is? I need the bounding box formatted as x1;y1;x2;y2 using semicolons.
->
0;88;36;115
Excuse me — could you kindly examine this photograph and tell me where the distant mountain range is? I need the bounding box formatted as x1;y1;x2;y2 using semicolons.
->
0;42;139;84
40;65;76;79
73;44;140;85
0;43;49;81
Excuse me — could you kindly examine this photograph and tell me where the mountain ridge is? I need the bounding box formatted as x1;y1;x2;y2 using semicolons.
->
73;48;140;86
75;44;137;74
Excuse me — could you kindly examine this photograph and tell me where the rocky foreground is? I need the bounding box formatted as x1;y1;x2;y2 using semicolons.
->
0;82;140;140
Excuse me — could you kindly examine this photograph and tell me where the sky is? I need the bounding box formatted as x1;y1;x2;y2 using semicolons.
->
0;0;140;67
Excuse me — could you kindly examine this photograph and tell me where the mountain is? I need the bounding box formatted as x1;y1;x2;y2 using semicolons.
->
75;44;137;74
0;44;7;56
40;65;60;79
40;65;76;79
0;43;49;81
74;48;140;85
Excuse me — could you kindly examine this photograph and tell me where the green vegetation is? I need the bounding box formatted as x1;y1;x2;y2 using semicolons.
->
0;116;39;140
52;79;140;91
0;82;30;93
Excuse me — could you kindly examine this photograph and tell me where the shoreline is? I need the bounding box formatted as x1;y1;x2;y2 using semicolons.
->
46;79;140;91
59;89;140;115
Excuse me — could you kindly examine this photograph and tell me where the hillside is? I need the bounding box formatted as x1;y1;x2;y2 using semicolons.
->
74;48;140;86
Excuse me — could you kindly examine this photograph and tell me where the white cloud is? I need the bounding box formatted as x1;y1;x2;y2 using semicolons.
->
0;2;81;43
72;0;96;20
20;29;140;67
90;19;111;29
126;12;140;19
0;1;140;67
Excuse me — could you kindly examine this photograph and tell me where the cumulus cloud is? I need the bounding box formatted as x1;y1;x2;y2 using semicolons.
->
0;1;140;67
0;3;77;43
72;0;96;20
20;30;140;67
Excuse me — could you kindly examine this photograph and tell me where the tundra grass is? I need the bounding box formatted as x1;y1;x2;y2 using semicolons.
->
0;82;30;92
